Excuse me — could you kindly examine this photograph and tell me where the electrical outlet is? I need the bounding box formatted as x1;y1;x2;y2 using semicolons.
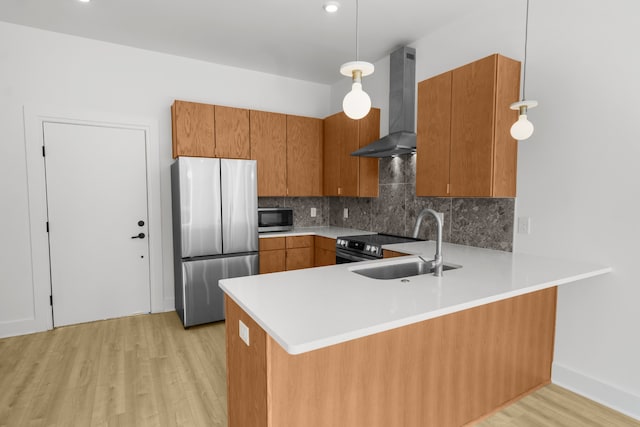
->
518;216;531;234
239;320;250;346
436;212;444;224
310;207;317;218
343;208;349;219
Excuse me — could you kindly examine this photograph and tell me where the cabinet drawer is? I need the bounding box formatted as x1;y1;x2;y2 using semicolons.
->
259;237;286;251
286;235;313;249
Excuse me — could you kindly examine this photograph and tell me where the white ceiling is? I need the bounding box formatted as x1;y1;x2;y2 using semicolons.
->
0;0;483;85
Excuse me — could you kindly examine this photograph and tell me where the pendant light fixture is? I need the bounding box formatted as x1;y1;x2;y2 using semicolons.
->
510;0;538;140
340;0;373;120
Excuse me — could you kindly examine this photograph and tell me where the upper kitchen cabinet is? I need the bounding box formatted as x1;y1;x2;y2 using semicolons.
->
172;100;215;158
250;110;287;197
171;101;250;159
214;106;250;159
286;115;323;197
323;108;380;197
416;54;520;197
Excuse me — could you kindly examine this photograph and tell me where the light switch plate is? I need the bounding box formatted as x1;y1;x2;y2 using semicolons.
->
239;320;250;346
518;216;531;234
343;208;349;219
310;207;317;217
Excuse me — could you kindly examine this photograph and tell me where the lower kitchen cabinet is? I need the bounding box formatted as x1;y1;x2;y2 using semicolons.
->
226;287;558;427
259;236;315;273
314;236;336;267
383;249;407;258
285;236;314;271
259;238;286;274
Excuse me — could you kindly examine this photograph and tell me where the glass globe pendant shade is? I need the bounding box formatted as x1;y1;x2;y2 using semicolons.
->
340;62;374;120
509;100;538;140
510;113;534;140
343;82;371;120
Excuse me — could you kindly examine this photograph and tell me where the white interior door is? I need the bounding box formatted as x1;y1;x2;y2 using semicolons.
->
43;122;151;327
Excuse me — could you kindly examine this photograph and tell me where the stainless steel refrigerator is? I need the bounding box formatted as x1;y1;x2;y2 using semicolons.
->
171;157;258;327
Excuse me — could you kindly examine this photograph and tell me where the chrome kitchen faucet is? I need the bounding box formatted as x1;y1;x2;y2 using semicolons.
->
412;208;443;277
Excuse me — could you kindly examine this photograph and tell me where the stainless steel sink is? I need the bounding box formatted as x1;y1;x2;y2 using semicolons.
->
351;258;461;280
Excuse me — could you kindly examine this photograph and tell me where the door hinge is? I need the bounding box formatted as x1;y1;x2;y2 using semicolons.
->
49;295;53;306
42;146;46;157
46;221;49;233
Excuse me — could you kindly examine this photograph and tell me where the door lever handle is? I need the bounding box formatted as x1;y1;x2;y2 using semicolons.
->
131;233;145;239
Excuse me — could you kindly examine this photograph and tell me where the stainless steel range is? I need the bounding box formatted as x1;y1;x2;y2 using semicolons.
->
335;234;422;263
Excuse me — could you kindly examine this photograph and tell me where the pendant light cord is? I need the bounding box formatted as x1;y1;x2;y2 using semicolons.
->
522;0;530;100
355;0;360;61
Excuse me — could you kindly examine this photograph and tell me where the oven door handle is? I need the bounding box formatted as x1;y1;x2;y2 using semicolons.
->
336;249;376;262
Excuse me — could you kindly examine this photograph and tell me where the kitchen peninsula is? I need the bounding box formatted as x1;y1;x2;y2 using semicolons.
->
220;240;611;427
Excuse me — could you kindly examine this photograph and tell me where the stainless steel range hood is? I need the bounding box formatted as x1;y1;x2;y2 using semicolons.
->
352;46;416;158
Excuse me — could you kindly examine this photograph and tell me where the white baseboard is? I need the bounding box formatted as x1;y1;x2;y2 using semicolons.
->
552;362;640;421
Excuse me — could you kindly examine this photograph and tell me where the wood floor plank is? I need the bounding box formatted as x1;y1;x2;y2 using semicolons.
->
478;383;640;427
1;312;638;426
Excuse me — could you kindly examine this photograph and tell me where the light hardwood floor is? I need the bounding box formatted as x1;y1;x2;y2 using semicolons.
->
1;312;638;427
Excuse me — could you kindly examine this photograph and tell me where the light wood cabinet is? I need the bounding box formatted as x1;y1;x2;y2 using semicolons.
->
323;109;380;197
214;106;250;159
226;287;558;427
286;115;323;197
416;54;520;197
383;249;407;258
250;111;287;196
171;100;215;158
172;100;325;197
171;101;250;159
259;236;314;273
314;236;336;267
285;236;314;271
259;237;286;274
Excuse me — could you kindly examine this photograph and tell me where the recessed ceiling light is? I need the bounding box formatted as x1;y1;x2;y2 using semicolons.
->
323;1;340;13
78;0;91;3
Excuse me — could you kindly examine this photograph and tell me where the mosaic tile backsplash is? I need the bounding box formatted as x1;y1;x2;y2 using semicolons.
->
259;154;515;251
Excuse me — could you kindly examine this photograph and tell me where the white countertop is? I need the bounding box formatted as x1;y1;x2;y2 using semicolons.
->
259;226;375;239
220;240;612;355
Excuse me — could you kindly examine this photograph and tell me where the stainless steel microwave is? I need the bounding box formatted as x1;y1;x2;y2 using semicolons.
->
258;207;293;233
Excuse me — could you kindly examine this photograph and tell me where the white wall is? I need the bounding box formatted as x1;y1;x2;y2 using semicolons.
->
515;0;640;419
332;0;640;419
0;21;330;337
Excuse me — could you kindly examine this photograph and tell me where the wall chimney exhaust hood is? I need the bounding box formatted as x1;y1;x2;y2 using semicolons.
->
351;46;416;158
